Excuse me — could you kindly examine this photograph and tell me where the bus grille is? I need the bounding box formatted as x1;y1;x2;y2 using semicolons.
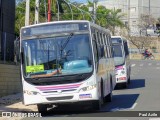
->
46;96;73;101
42;89;77;94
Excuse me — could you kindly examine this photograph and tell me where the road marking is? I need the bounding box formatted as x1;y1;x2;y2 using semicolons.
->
110;108;119;112
130;103;137;109
110;103;137;112
131;64;136;67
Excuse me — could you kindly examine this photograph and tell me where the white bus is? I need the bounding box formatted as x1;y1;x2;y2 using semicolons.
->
20;20;116;112
111;36;131;88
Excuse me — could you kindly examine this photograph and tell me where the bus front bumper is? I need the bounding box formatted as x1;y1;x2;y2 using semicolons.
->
116;76;127;84
23;87;99;105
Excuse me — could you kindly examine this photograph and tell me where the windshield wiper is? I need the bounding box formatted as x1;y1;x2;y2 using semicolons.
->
56;33;74;75
61;33;74;51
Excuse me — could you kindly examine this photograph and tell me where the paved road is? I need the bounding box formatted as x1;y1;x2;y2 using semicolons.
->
18;60;160;120
38;60;160;118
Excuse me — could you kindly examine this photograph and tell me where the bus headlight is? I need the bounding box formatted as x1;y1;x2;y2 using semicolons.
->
30;91;39;95
24;90;39;95
80;85;96;92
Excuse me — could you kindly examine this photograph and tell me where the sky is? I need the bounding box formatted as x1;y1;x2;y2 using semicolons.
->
70;0;104;3
16;0;106;5
70;0;90;3
16;0;105;4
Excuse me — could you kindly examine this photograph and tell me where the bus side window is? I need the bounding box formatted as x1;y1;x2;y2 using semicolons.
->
106;46;109;58
93;40;99;63
92;33;99;62
100;45;105;58
112;47;114;58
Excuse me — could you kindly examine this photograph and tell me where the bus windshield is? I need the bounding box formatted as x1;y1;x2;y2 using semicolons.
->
22;34;93;78
112;44;124;66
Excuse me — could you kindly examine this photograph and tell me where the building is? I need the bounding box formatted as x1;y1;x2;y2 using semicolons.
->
0;0;15;62
98;0;160;36
0;0;21;97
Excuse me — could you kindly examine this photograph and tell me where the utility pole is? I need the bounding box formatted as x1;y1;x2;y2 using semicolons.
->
93;0;98;23
127;0;130;34
148;0;151;25
35;0;39;24
149;0;150;16
48;0;51;22
25;0;30;26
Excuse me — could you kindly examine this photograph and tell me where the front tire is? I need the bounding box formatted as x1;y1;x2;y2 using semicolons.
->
128;76;131;84
37;104;48;114
92;100;101;110
123;82;128;88
92;81;104;110
104;82;113;102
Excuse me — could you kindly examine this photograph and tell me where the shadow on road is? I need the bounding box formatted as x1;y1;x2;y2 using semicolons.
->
115;79;145;90
101;94;139;112
128;79;145;89
42;93;139;117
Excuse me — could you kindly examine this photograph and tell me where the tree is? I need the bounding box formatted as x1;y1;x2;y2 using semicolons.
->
128;36;153;52
106;8;126;35
96;6;110;27
15;0;38;36
139;14;156;29
15;0;126;37
15;0;51;36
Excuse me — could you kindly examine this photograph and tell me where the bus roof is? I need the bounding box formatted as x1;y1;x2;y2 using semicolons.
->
21;20;90;29
21;20;110;33
111;36;122;38
111;36;128;41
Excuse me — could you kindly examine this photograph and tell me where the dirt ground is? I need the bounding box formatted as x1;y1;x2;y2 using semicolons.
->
0;93;37;112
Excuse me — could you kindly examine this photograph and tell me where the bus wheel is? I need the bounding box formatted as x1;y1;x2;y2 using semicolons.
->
37;104;48;114
92;100;101;110
128;76;131;84
92;81;104;110
123;82;128;88
104;82;113;102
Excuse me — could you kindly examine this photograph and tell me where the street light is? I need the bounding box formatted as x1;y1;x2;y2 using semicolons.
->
127;0;130;35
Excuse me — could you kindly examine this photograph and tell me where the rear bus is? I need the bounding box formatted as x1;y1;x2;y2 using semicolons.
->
111;36;131;88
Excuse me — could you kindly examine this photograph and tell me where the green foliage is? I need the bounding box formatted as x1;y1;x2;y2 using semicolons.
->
96;6;110;27
106;8;126;35
15;0;125;36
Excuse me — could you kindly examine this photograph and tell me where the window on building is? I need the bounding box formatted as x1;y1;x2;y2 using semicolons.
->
130;7;136;12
